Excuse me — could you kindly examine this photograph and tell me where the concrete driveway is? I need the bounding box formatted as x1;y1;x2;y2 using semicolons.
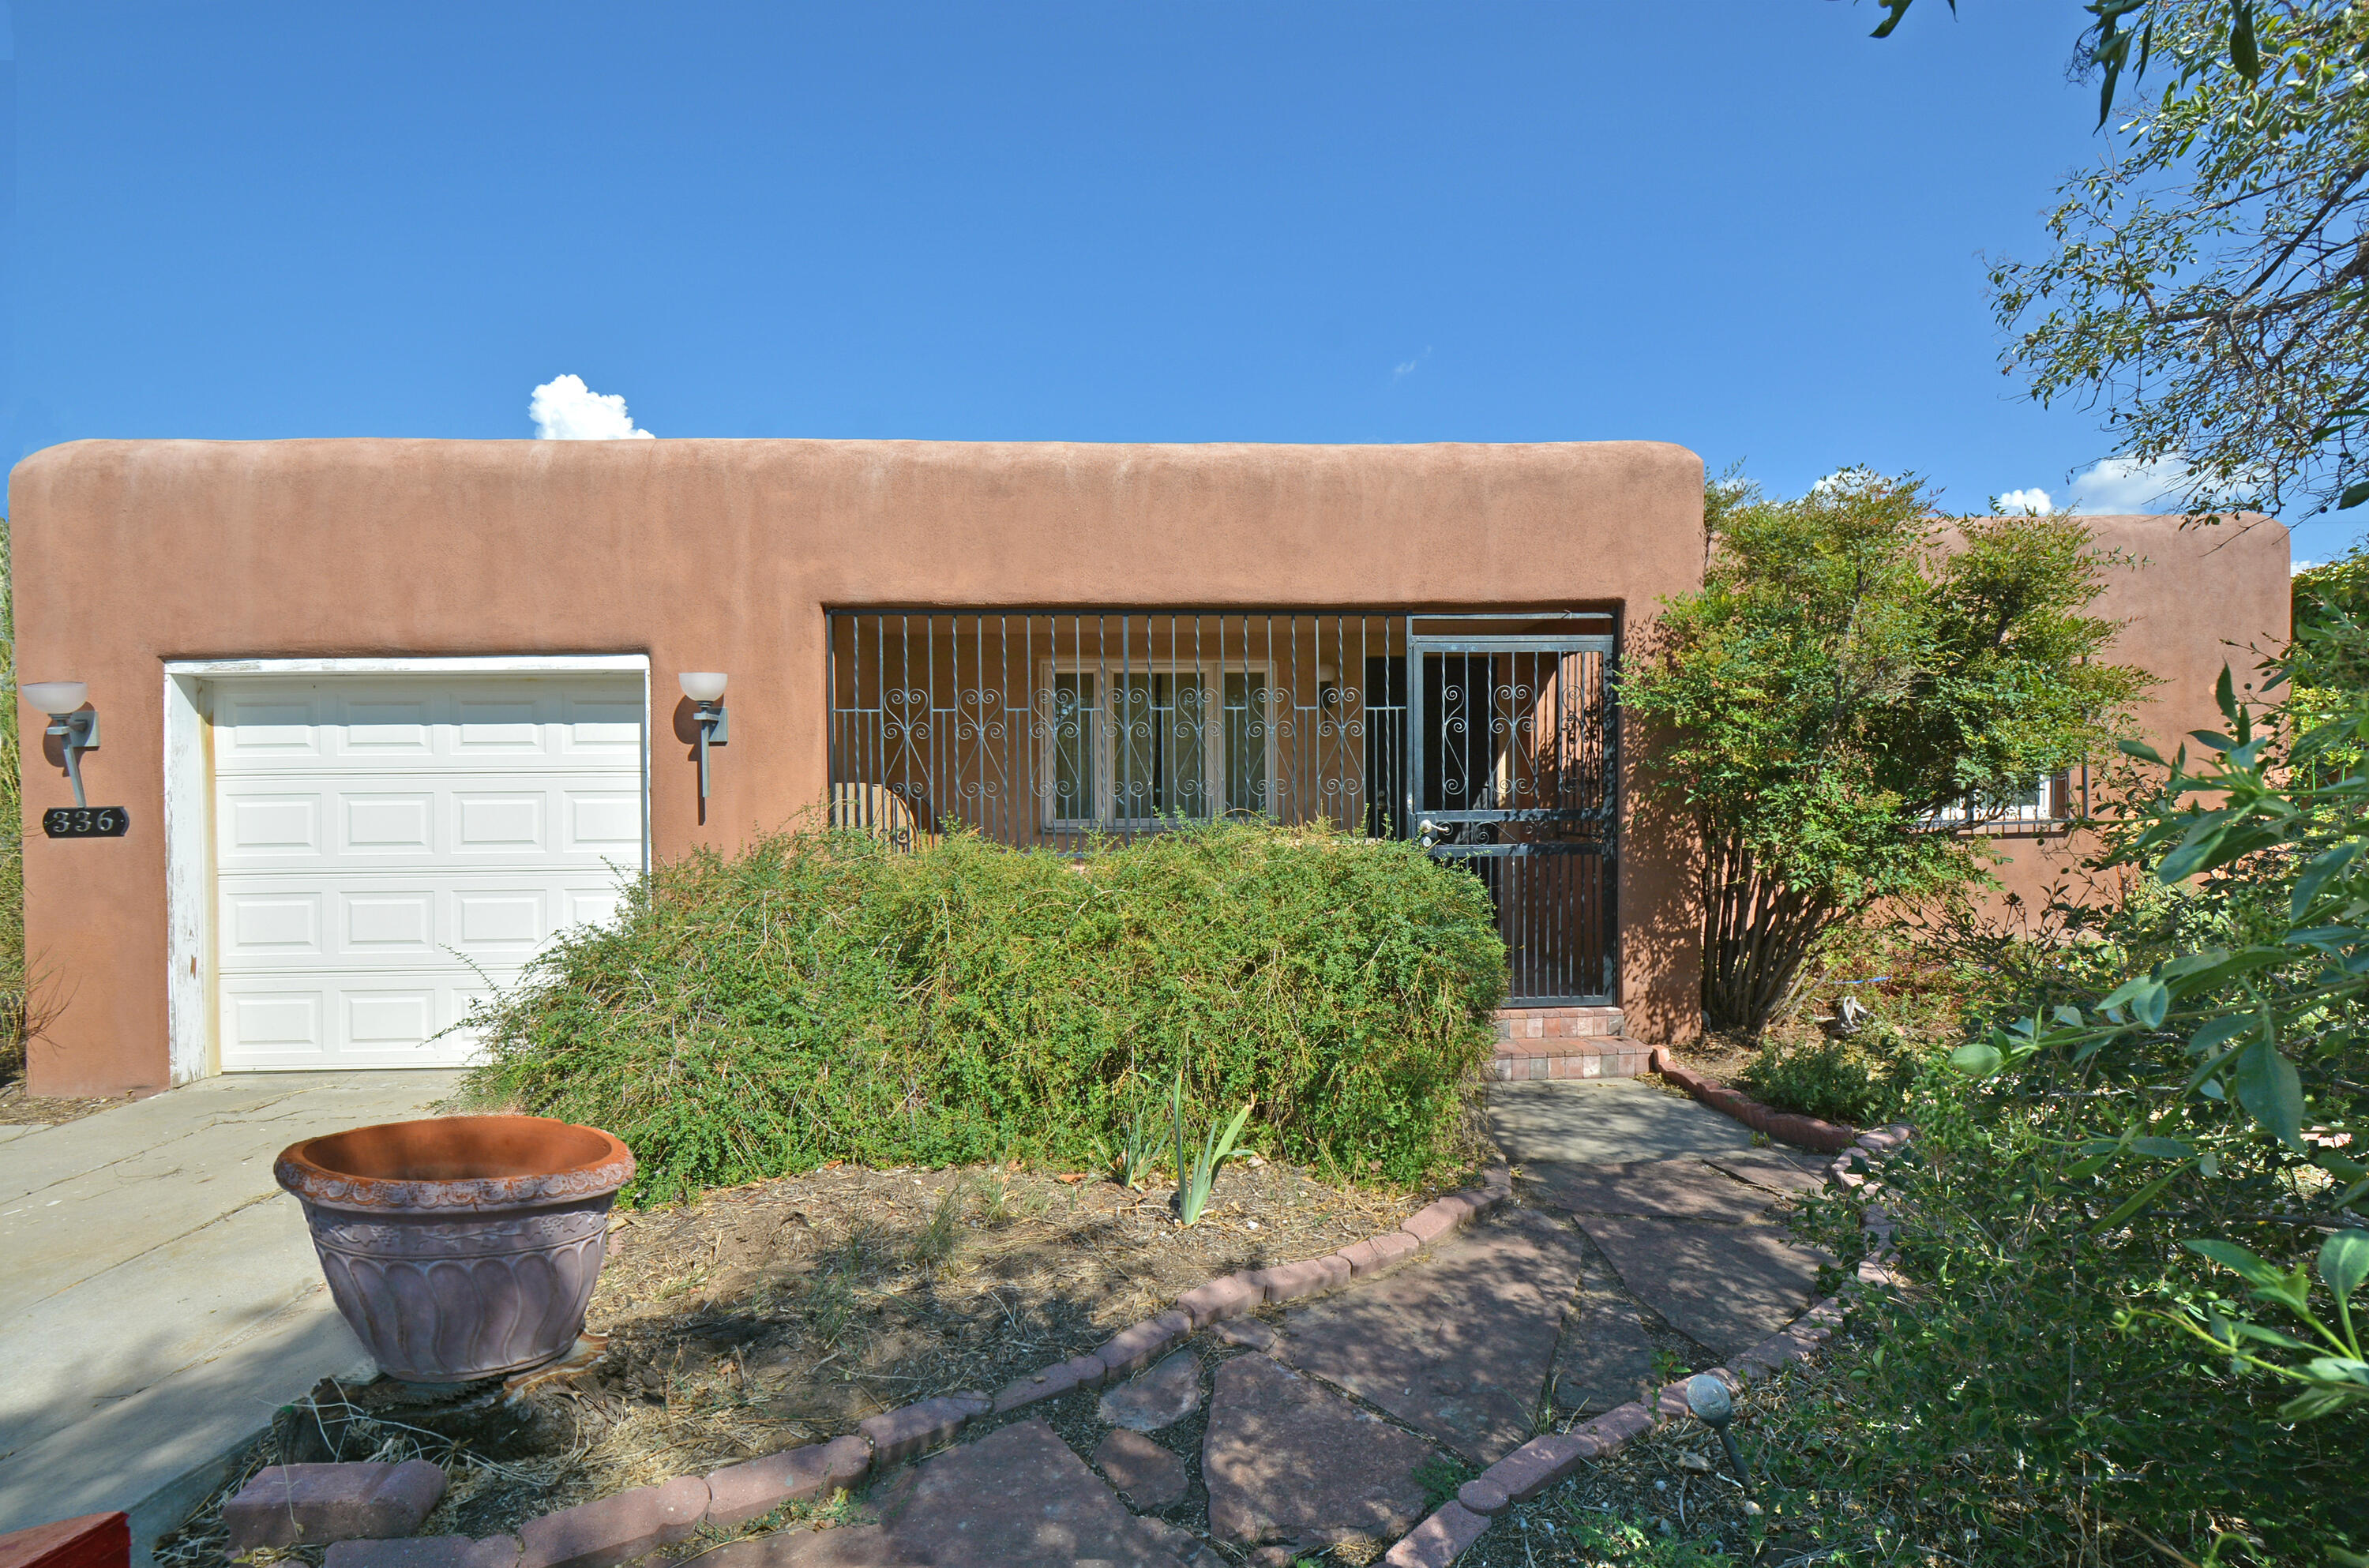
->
0;1071;462;1557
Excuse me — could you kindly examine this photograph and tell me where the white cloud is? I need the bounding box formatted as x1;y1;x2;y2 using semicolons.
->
529;374;655;440
2066;455;2190;514
1391;347;1432;381
1995;487;2053;515
1808;466;1883;497
2295;559;2322;575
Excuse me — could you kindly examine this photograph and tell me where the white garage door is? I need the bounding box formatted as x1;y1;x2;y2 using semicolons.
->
211;673;648;1071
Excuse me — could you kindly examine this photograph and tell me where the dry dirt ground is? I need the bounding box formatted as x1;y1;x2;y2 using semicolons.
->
0;1076;138;1127
164;1156;1428;1562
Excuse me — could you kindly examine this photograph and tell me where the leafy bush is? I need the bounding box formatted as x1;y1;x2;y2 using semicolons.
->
1737;1025;1920;1128
460;820;1504;1203
1762;628;2369;1563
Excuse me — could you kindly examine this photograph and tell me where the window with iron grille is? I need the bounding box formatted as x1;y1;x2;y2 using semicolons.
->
826;610;1617;1003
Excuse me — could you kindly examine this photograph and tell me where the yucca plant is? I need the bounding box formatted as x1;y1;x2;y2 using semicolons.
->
1093;1099;1167;1191
1169;1065;1256;1227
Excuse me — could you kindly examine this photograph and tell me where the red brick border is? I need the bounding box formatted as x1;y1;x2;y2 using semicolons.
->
1648;1045;1861;1153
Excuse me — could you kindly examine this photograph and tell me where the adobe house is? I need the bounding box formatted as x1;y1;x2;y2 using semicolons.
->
7;438;2291;1097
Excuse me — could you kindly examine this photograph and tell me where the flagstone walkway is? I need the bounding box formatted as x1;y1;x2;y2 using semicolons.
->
712;1082;1830;1566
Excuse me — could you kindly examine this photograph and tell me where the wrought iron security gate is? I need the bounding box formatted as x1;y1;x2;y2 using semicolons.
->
824;610;1616;1004
1409;618;1617;1004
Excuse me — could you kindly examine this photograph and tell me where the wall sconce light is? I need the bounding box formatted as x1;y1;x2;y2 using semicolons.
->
21;681;97;808
680;672;728;815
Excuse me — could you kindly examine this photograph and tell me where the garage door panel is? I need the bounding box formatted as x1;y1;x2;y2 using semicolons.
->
344;793;438;854
338;710;434;756
564;698;645;754
212;673;645;1071
565;791;641;853
215;697;325;758
456;700;546;752
567;886;627;928
226;894;323;958
222;792;324;858
456;793;546;853
222;988;327;1065
455;888;548;951
343;891;437;955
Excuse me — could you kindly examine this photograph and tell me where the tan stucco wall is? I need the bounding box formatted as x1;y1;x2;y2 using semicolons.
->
1982;513;2292;916
9;437;1709;1094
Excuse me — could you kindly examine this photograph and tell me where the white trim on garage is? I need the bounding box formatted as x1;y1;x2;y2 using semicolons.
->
161;655;651;1084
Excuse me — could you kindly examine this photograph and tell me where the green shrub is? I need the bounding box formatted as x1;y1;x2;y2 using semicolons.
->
1738;1025;1921;1127
460;820;1505;1203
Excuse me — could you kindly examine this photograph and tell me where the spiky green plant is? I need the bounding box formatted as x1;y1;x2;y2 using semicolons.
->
1170;1064;1255;1228
1093;1099;1167;1191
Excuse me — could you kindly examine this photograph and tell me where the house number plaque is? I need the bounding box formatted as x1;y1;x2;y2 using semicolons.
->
43;806;129;838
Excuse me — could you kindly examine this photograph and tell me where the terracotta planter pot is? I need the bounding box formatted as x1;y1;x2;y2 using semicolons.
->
276;1115;636;1384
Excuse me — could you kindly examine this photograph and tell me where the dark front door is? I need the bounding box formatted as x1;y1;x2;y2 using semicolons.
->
1407;625;1616;1004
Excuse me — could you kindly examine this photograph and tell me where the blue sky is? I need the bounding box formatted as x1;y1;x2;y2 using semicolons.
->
5;2;2342;562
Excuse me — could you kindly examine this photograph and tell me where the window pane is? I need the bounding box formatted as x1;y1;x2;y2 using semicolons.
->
1225;671;1268;815
1114;673;1209;820
1052;673;1095;820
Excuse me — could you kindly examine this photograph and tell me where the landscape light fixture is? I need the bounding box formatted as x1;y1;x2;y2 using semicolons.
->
20;681;97;808
679;672;729;814
1684;1373;1753;1496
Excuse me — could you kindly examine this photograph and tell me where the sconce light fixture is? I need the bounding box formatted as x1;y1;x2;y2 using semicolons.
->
680;672;728;813
21;681;97;808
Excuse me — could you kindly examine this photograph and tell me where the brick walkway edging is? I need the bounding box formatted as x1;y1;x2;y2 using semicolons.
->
316;1176;1522;1568
1648;1045;1861;1154
1375;1118;1917;1568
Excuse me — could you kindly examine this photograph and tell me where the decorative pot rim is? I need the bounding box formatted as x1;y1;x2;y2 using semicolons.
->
275;1113;636;1214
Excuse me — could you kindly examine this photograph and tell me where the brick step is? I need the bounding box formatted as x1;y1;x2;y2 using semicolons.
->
1493;1005;1624;1043
1491;1047;1650;1082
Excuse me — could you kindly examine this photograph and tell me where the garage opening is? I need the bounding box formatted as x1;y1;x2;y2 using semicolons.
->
203;670;648;1071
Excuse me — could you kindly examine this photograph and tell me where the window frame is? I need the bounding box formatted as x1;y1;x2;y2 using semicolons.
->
1036;655;1277;830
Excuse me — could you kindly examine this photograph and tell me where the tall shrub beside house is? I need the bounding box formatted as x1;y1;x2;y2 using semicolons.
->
462;820;1505;1203
1622;471;2148;1035
1774;625;2369;1565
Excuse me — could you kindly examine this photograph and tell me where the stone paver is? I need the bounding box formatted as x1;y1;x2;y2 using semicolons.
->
1098;1349;1203;1432
876;1418;1194;1568
1093;1429;1189;1510
1278;1207;1588;1463
1213;1319;1276;1351
1703;1149;1828;1195
700;1526;925;1568
1576;1214;1828;1359
1488;1079;1755;1165
223;1461;447;1550
1550;1285;1661;1416
1520;1158;1778;1224
1201;1354;1436;1552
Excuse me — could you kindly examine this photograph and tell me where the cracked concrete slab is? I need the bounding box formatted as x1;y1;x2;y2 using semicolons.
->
0;1071;462;1555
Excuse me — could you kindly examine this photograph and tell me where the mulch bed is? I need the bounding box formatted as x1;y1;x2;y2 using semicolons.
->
161;1156;1427;1562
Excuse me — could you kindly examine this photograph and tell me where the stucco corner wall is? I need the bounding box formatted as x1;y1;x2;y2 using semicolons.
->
9;436;1707;1096
1983;512;2292;915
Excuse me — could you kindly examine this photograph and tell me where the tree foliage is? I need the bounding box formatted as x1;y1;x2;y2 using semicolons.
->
1622;471;2146;1035
1974;1;2369;516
